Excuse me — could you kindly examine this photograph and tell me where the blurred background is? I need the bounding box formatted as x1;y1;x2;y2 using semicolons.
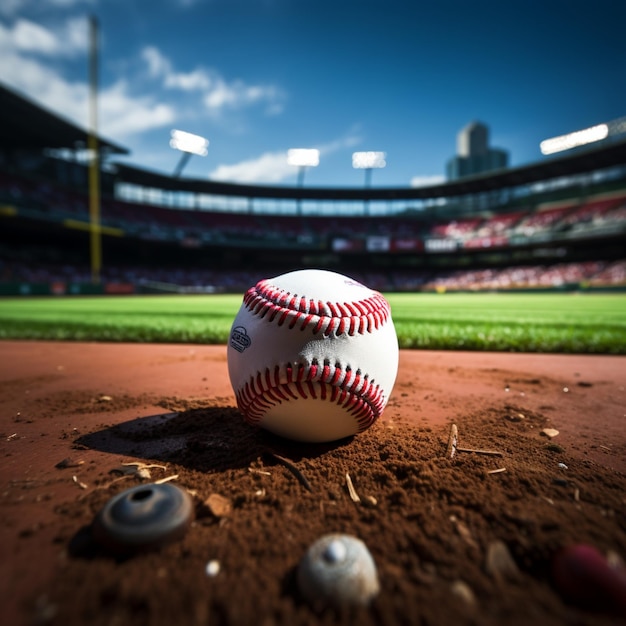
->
0;0;625;295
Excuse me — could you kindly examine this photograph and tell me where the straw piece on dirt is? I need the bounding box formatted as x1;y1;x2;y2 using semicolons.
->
72;475;88;490
456;447;504;457
248;467;271;476
446;423;458;459
154;474;179;484
121;462;167;470
487;467;507;475
345;472;361;503
450;515;478;549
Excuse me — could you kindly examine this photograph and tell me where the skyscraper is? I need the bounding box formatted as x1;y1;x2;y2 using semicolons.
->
446;121;508;180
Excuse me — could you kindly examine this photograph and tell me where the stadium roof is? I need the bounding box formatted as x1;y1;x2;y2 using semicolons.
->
0;84;128;155
1;80;624;199
113;137;626;201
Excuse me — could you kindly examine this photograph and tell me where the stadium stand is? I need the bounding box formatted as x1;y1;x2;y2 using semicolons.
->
1;82;625;295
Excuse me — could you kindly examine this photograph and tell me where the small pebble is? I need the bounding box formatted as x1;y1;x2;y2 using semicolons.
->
204;493;232;518
297;534;380;610
541;428;560;439
450;580;476;606
205;560;221;577
486;540;520;581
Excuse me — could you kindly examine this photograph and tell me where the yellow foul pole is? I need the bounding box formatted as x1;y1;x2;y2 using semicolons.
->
88;15;101;284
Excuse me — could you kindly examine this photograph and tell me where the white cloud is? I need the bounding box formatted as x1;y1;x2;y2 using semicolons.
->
5;17;88;57
410;174;446;187
141;45;285;115
317;133;362;156
100;80;176;138
0;19;176;140
208;130;364;184
166;68;211;91
209;151;293;184
142;46;211;91
142;46;174;80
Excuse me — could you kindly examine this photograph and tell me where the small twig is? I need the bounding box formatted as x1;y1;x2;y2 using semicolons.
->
486;467;507;475
154;474;179;484
248;467;271;476
268;452;313;492
446;423;458;459
121;462;168;471
72;475;88;490
345;472;360;503
456;447;503;457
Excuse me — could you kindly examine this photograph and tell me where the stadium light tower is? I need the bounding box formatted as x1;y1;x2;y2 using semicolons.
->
287;148;319;214
352;151;386;214
540;123;609;155
287;148;320;186
170;129;209;177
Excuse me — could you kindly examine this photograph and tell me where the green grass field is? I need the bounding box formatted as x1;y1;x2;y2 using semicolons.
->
0;292;625;354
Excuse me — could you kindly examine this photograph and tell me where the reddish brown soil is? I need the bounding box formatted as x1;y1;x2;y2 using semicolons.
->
0;341;624;626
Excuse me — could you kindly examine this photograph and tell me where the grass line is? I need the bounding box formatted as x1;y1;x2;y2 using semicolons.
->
0;293;625;354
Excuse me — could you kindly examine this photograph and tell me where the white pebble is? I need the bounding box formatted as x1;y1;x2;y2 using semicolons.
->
297;534;379;610
205;560;220;577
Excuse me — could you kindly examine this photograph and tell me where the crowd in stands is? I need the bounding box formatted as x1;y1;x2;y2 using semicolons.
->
2;171;626;294
2;171;625;247
2;256;625;293
420;260;626;291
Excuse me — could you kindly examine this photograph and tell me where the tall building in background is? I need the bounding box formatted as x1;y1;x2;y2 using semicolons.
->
446;121;509;180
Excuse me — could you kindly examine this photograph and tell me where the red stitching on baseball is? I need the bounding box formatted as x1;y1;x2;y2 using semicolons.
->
242;278;391;336
235;360;387;433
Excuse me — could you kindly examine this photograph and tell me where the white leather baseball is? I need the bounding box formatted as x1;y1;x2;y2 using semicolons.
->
227;269;399;442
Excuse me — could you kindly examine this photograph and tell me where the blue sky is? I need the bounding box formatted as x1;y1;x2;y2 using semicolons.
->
0;0;624;188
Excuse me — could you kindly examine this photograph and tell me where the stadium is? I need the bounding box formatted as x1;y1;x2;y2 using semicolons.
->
1;83;625;297
1;76;626;626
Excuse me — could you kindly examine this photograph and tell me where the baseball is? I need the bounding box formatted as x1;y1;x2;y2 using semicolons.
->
227;269;399;442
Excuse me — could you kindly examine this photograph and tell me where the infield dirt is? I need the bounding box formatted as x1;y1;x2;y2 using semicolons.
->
0;341;625;625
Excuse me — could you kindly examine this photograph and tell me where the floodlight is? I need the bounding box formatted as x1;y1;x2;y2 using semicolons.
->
287;148;320;167
352;152;387;213
540;124;609;155
170;129;209;177
170;129;209;156
352;151;387;169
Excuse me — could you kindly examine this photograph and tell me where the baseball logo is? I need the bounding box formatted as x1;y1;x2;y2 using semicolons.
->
227;269;399;442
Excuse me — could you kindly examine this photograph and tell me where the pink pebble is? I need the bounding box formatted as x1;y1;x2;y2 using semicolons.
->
552;544;626;617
